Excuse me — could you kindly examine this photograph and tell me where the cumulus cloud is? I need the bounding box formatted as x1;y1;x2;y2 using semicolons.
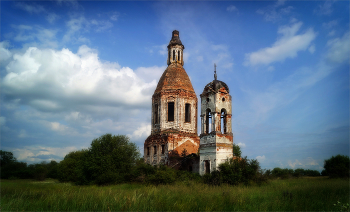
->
237;142;246;148
0;41;12;61
11;146;78;162
326;31;350;63
288;157;321;170
244;21;316;66
2;45;159;114
256;155;266;161
129;123;151;140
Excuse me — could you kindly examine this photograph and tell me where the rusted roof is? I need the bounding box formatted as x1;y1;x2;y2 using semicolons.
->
154;63;195;94
202;79;230;94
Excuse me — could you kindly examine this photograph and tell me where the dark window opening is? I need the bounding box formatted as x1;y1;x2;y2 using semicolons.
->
221;109;227;134
154;146;157;155
206;98;210;102
205;160;210;174
168;102;174;121
181;51;183;63
178;51;180;61
168;50;170;63
206;109;212;134
161;145;165;154
185;103;191;122
154;104;159;125
189;165;192;172
147;147;150;155
173;50;175;61
222;97;225;102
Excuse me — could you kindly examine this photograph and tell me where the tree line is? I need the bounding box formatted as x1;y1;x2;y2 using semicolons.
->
1;134;349;186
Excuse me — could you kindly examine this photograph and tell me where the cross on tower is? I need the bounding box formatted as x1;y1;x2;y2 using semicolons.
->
214;63;217;80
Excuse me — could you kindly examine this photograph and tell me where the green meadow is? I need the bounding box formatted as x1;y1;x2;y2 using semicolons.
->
1;177;349;211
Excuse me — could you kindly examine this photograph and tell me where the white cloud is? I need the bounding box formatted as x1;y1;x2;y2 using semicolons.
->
15;2;45;14
2;45;158;114
314;1;334;15
11;146;78;162
244;21;316;66
323;20;338;29
110;12;119;21
0;41;12;61
256;1;294;23
308;45;315;54
328;30;336;37
129;123;151;140
256;155;266;161
326;31;350;63
227;5;238;12
237;142;246;148
288;159;302;168
47;13;59;24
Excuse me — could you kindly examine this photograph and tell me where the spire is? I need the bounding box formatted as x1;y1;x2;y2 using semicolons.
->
167;30;184;66
214;63;217;80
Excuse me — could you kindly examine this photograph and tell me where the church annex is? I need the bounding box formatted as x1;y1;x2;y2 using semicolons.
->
144;30;233;175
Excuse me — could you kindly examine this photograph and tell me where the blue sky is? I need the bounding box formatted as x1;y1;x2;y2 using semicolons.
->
1;0;349;171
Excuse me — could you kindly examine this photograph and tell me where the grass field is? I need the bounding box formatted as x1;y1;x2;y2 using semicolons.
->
1;177;349;211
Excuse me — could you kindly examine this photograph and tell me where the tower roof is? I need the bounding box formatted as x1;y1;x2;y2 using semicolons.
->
167;30;184;48
154;63;195;94
202;79;230;94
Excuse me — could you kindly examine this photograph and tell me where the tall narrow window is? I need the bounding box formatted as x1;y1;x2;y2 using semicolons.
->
147;147;150;155
154;146;157;155
168;49;170;63
178;50;180;61
206;109;212;134
168;102;174;121
205;160;210;174
185;104;191;122
154;104;159;125
221;109;227;134
173;50;175;61
161;145;165;154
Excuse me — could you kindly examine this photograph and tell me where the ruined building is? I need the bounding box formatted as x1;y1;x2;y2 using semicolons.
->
144;30;233;175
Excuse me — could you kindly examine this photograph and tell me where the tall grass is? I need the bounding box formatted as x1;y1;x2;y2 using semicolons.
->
1;177;349;211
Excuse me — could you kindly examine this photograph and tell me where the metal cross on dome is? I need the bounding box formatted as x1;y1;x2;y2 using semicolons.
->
214;63;217;80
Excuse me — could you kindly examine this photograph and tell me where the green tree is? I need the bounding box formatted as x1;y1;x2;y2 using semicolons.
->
324;155;350;178
232;144;241;158
0;150;17;167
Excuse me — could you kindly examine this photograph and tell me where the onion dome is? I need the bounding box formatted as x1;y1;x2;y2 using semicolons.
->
154;63;195;94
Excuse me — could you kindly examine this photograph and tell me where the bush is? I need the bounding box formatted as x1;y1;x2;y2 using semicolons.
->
218;156;261;186
324;155;350;178
146;165;176;185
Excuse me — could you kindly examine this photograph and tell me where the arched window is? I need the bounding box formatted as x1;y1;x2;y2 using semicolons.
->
206;109;212;134
154;104;159;125
173;50;175;61
221;109;227;134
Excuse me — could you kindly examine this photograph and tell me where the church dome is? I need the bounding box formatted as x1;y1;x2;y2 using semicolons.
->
203;79;230;93
154;63;195;94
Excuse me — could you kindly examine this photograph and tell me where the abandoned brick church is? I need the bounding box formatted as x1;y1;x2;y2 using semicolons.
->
144;30;234;175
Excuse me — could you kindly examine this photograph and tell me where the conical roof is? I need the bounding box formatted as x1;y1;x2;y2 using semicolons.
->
154;63;195;94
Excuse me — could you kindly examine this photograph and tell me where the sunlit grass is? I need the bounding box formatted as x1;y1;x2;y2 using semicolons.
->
1;177;349;211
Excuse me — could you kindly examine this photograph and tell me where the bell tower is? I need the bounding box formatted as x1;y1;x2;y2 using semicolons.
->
199;64;233;175
144;30;200;167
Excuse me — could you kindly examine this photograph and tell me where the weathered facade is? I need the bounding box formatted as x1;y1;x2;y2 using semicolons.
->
144;31;234;175
144;30;200;167
199;67;233;175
